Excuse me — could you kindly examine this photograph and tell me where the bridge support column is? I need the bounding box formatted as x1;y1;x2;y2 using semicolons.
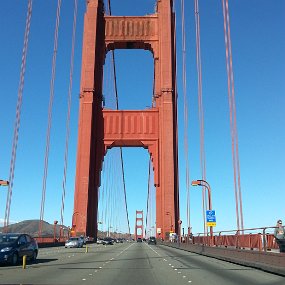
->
72;0;105;237
73;0;179;240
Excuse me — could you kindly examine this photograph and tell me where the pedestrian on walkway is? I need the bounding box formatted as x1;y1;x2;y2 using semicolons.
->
274;220;285;239
274;219;285;252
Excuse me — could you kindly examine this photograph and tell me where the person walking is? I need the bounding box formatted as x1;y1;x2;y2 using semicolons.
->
274;219;285;252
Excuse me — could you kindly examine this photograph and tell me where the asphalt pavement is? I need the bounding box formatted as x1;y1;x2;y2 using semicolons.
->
0;242;284;284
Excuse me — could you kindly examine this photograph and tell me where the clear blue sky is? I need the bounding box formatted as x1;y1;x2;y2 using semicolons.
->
0;0;284;235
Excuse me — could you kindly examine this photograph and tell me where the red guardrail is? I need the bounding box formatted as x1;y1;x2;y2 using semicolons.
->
184;226;280;252
34;236;68;244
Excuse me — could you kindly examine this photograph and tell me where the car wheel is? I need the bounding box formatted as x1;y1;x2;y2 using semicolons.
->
11;253;18;265
31;250;37;261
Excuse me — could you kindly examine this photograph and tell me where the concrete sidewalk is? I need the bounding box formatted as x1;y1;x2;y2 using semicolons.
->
161;242;285;276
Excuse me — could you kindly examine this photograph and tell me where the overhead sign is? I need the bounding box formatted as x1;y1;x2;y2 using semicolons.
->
206;210;216;227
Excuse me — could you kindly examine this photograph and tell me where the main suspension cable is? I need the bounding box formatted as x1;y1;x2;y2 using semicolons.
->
39;0;62;237
4;0;33;229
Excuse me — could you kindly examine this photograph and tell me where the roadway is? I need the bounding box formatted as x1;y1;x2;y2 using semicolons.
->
0;241;284;284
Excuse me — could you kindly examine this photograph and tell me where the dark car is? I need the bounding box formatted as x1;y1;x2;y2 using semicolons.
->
137;237;142;242
102;237;114;245
148;236;157;245
0;233;38;265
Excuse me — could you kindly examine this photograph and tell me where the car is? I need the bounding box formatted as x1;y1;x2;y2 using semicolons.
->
116;238;124;243
148;236;157;245
96;238;104;244
137;237;142;242
102;237;114;245
0;233;38;265
65;237;84;248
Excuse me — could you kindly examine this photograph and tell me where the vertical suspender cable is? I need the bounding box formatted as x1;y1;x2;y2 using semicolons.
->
225;0;244;232
194;0;207;236
60;0;78;234
145;159;151;236
107;0;131;236
180;0;191;235
4;0;33;229
39;0;62;237
222;0;244;231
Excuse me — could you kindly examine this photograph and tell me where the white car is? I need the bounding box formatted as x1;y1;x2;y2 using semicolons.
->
65;237;84;248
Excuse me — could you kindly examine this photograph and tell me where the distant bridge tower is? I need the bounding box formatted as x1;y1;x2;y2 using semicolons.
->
72;0;179;240
135;210;144;240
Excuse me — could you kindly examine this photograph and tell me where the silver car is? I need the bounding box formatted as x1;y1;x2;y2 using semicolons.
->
65;237;84;248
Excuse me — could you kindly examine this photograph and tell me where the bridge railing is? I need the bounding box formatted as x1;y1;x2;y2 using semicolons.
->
183;226;279;252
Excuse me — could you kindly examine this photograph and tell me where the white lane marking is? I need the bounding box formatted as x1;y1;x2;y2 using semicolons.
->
174;268;177;271
188;281;192;283
89;274;92;276
146;243;161;256
96;243;135;272
169;264;172;266
82;279;86;281
183;276;186;278
171;266;174;268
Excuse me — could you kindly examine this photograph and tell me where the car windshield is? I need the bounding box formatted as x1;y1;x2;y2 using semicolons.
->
0;234;19;243
69;237;79;241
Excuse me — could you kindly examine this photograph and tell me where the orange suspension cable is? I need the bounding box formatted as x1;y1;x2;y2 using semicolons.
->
60;0;78;233
180;0;191;233
222;0;244;231
39;0;62;237
194;0;207;236
145;159;151;234
4;0;33;229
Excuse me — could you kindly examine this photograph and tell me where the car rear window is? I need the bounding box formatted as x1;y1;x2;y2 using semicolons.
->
0;235;19;243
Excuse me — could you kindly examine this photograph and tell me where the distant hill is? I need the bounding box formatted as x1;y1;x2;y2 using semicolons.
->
0;220;133;239
0;220;68;237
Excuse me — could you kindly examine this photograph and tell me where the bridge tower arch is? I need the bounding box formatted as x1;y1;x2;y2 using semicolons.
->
72;0;179;240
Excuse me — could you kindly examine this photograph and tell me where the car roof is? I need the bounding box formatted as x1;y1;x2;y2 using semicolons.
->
0;233;23;236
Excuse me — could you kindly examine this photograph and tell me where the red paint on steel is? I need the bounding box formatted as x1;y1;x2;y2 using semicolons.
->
135;210;144;240
72;0;179;239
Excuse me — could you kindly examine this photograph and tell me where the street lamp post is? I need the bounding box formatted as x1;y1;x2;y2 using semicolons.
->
53;220;58;242
108;226;112;237
191;179;213;242
0;180;9;186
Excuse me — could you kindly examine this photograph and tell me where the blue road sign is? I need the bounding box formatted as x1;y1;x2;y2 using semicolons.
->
206;210;216;222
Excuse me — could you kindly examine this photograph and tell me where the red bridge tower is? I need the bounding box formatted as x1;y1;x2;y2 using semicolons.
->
72;0;179;240
135;210;144;241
